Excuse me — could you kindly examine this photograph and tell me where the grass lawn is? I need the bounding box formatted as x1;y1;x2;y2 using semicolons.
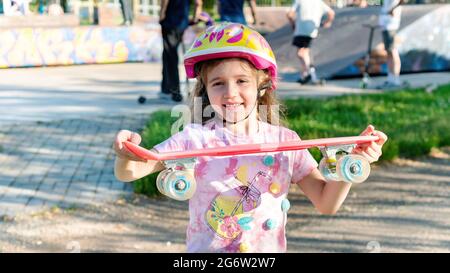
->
134;84;450;196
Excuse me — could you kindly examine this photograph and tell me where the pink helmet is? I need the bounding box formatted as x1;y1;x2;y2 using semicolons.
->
184;22;278;90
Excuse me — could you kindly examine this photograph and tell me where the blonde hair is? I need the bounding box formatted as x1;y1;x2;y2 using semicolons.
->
189;58;286;126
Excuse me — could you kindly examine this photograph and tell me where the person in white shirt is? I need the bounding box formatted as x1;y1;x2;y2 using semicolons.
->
378;0;404;88
286;0;334;84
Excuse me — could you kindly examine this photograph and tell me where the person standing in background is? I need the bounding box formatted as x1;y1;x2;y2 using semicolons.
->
159;0;203;102
377;0;405;88
286;0;334;85
218;0;257;25
119;0;134;25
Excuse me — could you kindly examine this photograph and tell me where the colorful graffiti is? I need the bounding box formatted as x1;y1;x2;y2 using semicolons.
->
0;25;162;68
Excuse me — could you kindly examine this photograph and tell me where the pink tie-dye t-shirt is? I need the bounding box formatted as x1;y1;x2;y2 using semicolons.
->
154;120;318;253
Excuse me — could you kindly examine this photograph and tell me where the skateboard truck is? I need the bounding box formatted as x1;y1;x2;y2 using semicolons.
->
318;144;370;183
156;158;197;201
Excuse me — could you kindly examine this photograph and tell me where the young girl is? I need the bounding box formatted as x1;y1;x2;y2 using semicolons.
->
114;23;387;253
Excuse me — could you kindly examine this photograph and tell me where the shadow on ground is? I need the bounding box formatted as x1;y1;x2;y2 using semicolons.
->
1;148;449;253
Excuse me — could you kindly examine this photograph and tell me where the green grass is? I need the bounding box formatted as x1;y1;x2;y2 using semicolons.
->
133;83;450;196
284;84;450;161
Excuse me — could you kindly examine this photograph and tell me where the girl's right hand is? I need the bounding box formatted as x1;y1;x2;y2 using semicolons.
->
113;130;147;162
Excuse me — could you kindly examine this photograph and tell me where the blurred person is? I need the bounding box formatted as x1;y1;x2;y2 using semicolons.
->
218;0;257;25
286;0;335;84
377;0;405;88
119;0;133;25
159;0;203;102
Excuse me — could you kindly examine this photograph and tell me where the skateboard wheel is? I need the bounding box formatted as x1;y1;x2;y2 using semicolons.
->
156;169;171;196
137;96;146;104
336;155;370;183
319;157;341;182
164;170;196;201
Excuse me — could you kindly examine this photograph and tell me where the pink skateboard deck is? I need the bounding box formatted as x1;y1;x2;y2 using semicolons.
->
123;135;379;161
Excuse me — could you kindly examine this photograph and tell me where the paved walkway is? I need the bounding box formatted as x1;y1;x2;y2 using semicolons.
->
0;63;448;217
0;63;174;216
0;115;150;216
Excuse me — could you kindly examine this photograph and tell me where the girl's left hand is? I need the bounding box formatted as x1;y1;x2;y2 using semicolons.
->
353;125;388;163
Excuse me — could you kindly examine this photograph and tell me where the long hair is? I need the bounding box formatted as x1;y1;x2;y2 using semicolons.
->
189;58;286;126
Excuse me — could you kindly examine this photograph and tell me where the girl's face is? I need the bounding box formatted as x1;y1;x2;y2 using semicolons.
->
205;59;259;124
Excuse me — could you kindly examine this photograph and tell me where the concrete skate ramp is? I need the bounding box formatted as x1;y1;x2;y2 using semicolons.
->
268;4;444;81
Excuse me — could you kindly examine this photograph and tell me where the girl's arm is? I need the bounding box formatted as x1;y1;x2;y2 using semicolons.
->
114;154;164;182
297;125;387;215
113;130;165;182
298;169;352;215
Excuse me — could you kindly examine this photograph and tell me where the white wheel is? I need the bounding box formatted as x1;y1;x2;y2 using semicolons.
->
164;170;196;201
319;157;342;182
156;169;171;196
336;155;370;183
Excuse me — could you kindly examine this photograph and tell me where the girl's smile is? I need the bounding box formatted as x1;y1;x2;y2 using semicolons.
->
205;59;261;135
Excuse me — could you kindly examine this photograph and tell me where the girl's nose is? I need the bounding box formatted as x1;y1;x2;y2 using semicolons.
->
223;82;239;98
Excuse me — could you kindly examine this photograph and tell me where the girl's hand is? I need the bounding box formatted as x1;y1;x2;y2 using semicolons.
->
353;125;388;163
113;130;147;162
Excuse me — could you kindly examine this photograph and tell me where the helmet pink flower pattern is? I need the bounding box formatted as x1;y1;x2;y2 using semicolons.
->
184;22;278;89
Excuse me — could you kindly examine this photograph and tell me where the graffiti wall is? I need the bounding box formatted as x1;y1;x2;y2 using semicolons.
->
0;25;162;68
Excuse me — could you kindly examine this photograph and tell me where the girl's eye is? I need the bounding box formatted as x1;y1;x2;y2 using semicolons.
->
238;79;248;84
212;82;223;86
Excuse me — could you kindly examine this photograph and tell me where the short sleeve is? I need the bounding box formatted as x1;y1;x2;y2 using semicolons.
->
153;124;201;153
321;1;332;14
289;131;318;184
153;131;186;153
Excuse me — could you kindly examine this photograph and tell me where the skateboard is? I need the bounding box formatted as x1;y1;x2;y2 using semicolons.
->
124;135;379;201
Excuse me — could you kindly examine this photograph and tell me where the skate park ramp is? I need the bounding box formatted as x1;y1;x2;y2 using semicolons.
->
267;4;448;81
